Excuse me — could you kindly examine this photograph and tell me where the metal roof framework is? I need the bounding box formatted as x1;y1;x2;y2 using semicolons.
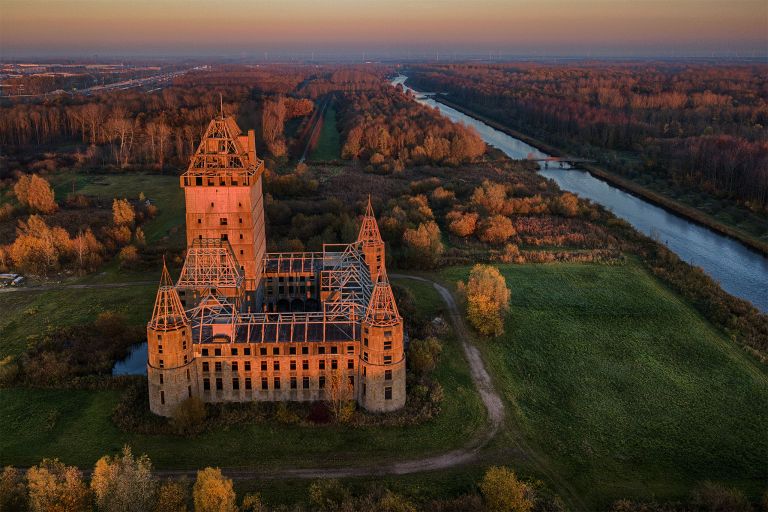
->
177;238;244;290
182;116;263;180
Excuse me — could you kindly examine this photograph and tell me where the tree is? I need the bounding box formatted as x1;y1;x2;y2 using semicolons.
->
155;480;189;512
478;215;516;245
446;210;479;237
325;369;355;423
241;493;268;512
553;193;579;217
10;215;72;275
91;445;157;512
171;397;207;434
118;245;140;268
0;466;28;512
471;180;507;215
461;265;511;337
112;198;135;226
192;468;236;512
408;337;442;377
309;479;351;512
13;174;57;214
402;221;444;269
26;459;90;512
480;466;534;512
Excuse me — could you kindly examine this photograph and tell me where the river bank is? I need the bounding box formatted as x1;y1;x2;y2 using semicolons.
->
433;95;768;257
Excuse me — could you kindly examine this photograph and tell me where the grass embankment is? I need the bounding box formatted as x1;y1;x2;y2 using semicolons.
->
309;105;342;161
0;277;486;470
441;262;768;508
436;97;768;256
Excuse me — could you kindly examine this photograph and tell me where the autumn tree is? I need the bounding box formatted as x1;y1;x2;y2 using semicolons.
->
241;493;268;512
10;215;72;275
402;221;444;269
91;445;157;512
14;174;57;214
471;180;507;215
480;466;534;512
478;215;516;245
0;466;28;512
446;210;479;237
553;193;579;217
408;337;443;377
262;96;287;157
192;468;236;512
326;368;355;423
118;245;140;269
112;198;135;226
26;459;90;512
460;265;511;337
155;480;189;512
74;228;104;272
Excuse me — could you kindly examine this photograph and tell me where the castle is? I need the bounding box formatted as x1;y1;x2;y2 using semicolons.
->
146;115;406;417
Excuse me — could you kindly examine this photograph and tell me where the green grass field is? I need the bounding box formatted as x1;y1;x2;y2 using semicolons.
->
441;262;768;507
48;170;185;244
309;105;342;161
0;283;157;358
0;278;486;470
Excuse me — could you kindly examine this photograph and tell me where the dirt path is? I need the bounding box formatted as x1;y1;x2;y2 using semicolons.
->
0;281;155;294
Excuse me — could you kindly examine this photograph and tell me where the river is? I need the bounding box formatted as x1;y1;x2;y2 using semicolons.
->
392;75;768;312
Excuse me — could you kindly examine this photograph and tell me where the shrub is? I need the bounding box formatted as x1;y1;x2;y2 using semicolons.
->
91;445;156;512
689;481;752;512
480;466;534;512
26;458;91;512
171;397;207;434
309;479;351;512
155;479;189;512
0;466;28;512
478;215;516;245
408;337;443;377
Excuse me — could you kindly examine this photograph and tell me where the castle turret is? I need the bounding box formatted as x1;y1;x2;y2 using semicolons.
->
357;196;385;281
147;262;196;417
358;269;406;412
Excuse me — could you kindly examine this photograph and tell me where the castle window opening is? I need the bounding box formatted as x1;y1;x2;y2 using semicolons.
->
290;377;297;389
347;359;354;369
274;361;280;371
260;347;267;356
331;346;338;354
232;378;239;390
302;346;309;355
274;378;281;390
158;345;163;354
245;377;252;390
160;391;165;405
159;374;164;385
245;361;251;371
244;348;251;356
302;360;309;370
261;378;268;390
215;348;221;356
384;356;392;365
216;378;223;390
385;387;392;400
289;346;296;355
188;386;192;397
232;362;238;371
303;377;310;389
231;348;238;356
273;347;280;356
261;361;267;371
319;376;326;389
202;349;209;356
203;362;209;372
204;378;210;390
159;359;164;368
385;370;392;381
290;360;296;371
384;340;392;351
331;360;338;370
319;360;325;370
215;362;222;372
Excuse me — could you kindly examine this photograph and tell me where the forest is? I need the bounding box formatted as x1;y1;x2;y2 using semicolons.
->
408;63;768;211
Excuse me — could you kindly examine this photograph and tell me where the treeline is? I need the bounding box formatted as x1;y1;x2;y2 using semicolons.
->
174;64;387;98
337;86;486;170
0;451;758;511
409;63;768;209
0;453;572;512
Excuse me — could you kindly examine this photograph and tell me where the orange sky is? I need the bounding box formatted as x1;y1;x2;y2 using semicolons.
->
1;0;766;57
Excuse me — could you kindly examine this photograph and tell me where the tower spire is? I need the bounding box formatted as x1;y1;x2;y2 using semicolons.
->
364;269;401;327
149;260;187;330
357;195;382;245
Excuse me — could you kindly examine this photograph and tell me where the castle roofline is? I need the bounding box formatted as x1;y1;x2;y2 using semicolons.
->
357;195;383;245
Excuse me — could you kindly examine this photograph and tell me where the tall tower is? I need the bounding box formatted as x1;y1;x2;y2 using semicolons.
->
180;116;266;308
359;270;406;412
357;196;385;281
147;262;196;417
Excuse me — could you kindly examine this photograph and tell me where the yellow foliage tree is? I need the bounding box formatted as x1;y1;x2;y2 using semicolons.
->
461;264;511;337
26;459;90;512
480;466;534;512
192;467;236;512
112;198;135;226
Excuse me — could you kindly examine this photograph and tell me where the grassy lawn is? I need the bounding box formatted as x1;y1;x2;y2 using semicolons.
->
0;283;157;358
441;262;768;507
0;278;486;470
49;170;185;245
309;105;341;161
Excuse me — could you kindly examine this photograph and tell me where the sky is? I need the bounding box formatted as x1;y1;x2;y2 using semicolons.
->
1;0;766;59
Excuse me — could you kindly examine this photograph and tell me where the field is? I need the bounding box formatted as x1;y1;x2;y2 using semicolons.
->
0;277;487;470
440;262;768;507
309;104;342;161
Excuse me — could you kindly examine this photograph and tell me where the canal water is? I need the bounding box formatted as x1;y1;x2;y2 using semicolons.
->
112;343;147;376
392;75;768;312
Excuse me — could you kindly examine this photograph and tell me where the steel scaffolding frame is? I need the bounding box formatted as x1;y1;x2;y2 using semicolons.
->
177;238;244;290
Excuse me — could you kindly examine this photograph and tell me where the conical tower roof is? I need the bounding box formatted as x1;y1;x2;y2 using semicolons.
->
149;261;188;330
357;195;383;246
364;269;401;327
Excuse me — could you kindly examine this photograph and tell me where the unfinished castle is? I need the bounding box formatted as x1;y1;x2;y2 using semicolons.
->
146;115;406;417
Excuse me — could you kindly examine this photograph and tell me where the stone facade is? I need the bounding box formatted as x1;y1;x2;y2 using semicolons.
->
147;115;406;417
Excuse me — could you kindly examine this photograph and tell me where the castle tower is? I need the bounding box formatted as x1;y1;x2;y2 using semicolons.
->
180;115;266;309
147;262;196;417
358;270;406;412
357;196;385;281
